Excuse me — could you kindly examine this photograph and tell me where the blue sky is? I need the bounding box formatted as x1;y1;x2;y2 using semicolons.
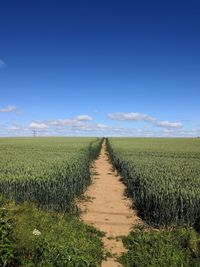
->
0;0;200;137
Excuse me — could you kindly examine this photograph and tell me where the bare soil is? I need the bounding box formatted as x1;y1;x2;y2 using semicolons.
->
79;141;141;266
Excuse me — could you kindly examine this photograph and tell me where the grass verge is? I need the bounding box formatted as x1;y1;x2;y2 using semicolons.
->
1;199;104;266
119;224;200;267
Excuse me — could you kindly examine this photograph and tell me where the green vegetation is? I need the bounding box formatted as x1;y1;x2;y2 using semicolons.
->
1;137;200;266
0;199;104;266
0;137;102;211
107;138;200;227
119;225;200;267
0;138;105;266
0;197;18;266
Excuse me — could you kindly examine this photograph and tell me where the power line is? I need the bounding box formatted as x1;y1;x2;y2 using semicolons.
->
32;129;36;137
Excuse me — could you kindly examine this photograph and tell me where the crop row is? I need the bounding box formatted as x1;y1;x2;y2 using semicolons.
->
0;137;102;211
107;138;200;227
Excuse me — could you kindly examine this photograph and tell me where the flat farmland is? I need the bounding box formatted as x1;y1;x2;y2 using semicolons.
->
107;138;200;227
0;137;102;211
1;137;200;266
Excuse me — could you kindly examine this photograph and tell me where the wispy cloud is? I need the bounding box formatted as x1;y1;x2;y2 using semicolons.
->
29;121;49;129
0;119;198;138
156;121;182;129
107;111;183;131
107;112;155;122
28;114;93;130
49;119;72;126
74;115;93;121
0;59;5;68
0;105;20;113
8;123;22;131
0;111;193;137
49;114;93;126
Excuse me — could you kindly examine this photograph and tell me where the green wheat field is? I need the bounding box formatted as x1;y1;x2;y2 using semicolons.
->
0;137;200;266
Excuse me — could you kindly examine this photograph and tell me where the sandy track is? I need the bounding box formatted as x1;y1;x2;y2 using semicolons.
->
80;141;140;266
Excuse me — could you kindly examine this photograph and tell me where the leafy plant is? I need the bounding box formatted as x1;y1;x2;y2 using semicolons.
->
119;226;200;267
0;196;18;267
9;202;104;266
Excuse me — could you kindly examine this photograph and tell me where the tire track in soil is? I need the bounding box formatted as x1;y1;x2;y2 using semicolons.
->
79;141;141;266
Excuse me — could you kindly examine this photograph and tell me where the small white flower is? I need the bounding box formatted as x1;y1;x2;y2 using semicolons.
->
32;229;41;236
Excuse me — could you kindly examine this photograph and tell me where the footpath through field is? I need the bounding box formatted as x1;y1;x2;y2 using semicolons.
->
79;140;141;267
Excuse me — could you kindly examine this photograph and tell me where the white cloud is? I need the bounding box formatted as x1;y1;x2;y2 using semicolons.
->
28;114;93;131
71;123;108;132
0;59;5;68
8;123;22;131
107;112;155;122
0;119;198;138
74;115;93;121
49;115;93;126
96;123;108;129
107;111;183;131
29;121;49;129
49;119;72;126
0;111;193;137
0;105;19;113
156;121;182;129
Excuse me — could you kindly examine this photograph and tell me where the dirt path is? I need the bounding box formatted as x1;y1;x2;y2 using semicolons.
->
79;141;141;266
